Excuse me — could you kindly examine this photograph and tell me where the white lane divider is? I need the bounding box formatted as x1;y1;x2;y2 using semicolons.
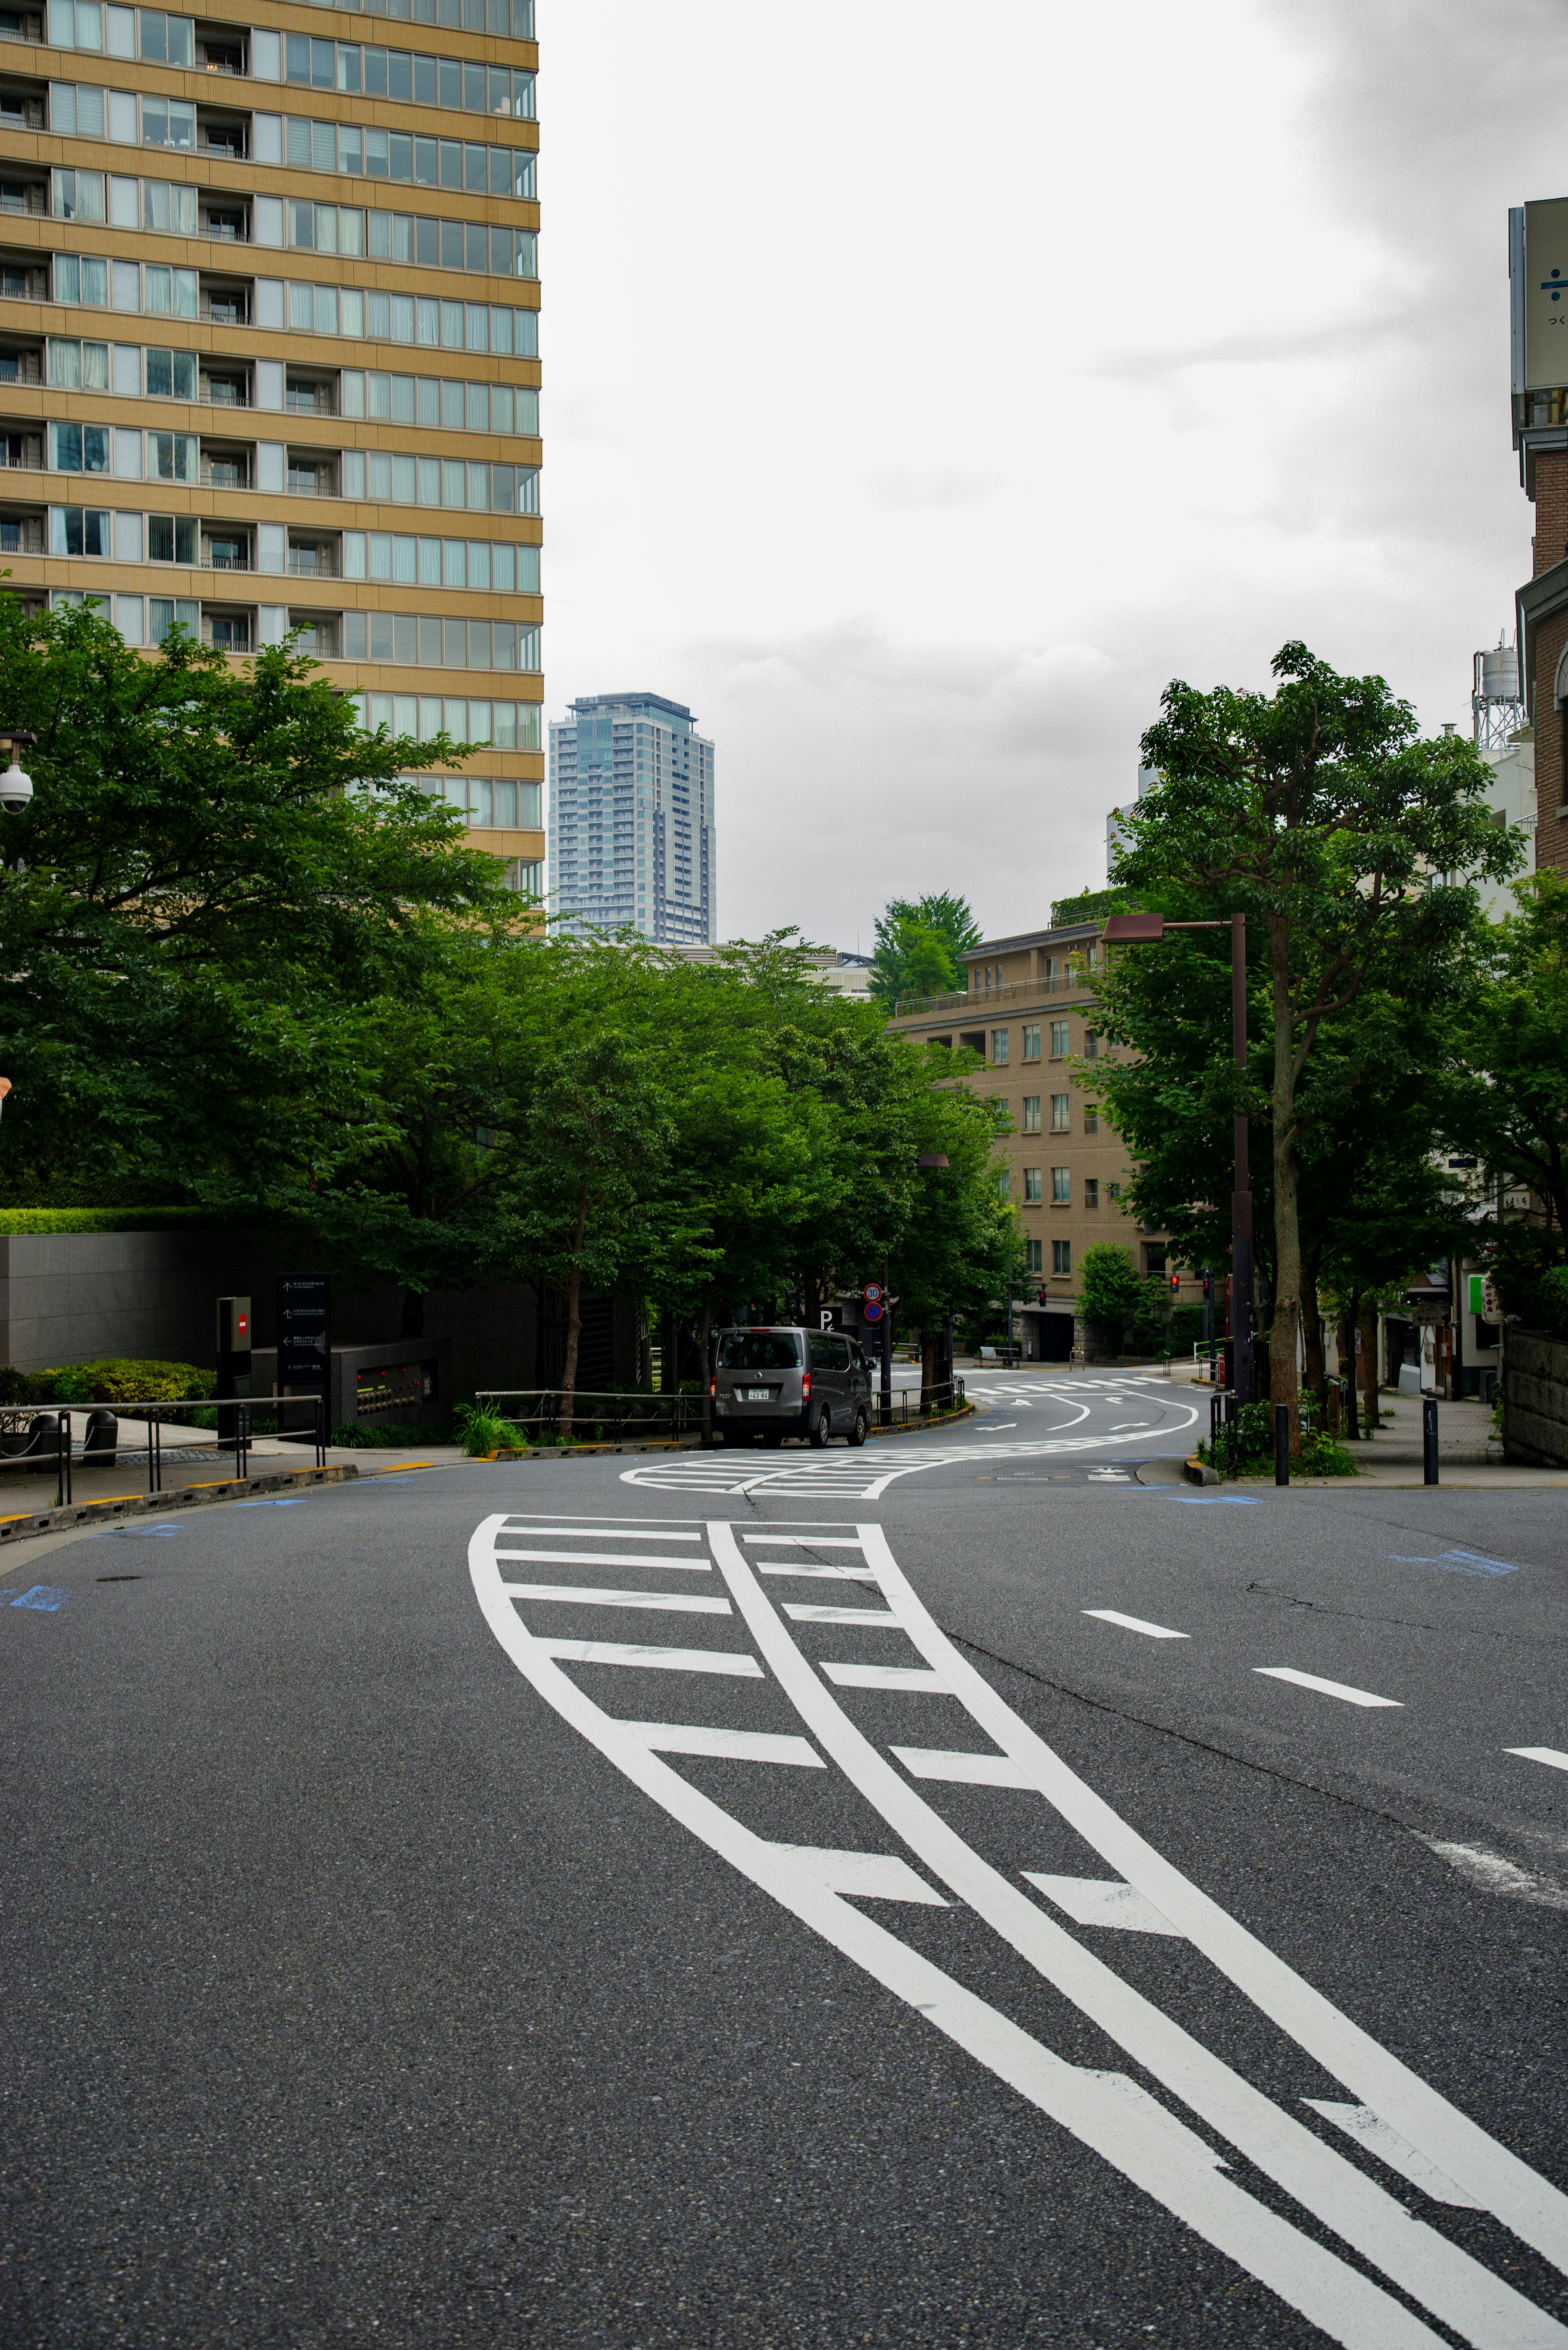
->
1506;1746;1568;1773
1303;2103;1481;2210
534;1638;764;1677
1254;1668;1404;1710
472;1512;1568;2347
470;1514;1454;2350
501;1583;731;1614
1023;1875;1182;1936
1083;1608;1190;1640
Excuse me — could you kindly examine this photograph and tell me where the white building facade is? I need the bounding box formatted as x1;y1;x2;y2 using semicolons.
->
547;690;716;941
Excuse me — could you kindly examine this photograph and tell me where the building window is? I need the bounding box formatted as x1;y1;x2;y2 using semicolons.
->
1051;1093;1071;1131
1051;1167;1070;1204
1084;1106;1098;1135
1085;1030;1099;1060
1084;1178;1099;1209
1022;1023;1040;1061
991;1028;1009;1064
1025;1239;1043;1274
1050;1020;1069;1057
1052;1240;1071;1275
1107;1181;1121;1202
1144;1246;1166;1275
1023;1166;1042;1203
997;1168;1010;1200
1022;1095;1041;1133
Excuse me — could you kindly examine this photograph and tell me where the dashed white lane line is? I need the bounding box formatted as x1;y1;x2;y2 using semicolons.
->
620;1721;824;1767
535;1639;764;1677
892;1744;1033;1788
782;1602;900;1625
496;1547;713;1572
820;1660;954;1692
1303;2103;1482;2210
1084;1608;1190;1641
1506;1746;1568;1773
1254;1668;1403;1710
500;1583;732;1615
1024;1875;1183;1937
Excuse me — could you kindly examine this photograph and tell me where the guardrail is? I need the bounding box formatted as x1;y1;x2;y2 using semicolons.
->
879;1378;964;1426
0;1393;326;1504
477;1389;701;1445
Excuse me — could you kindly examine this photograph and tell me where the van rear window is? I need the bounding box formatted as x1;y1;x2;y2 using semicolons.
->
719;1333;800;1370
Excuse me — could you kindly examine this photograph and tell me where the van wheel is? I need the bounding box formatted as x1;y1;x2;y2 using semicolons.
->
808;1405;832;1448
847;1407;868;1448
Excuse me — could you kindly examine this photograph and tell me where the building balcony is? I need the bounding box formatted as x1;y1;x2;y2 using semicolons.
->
287;547;338;577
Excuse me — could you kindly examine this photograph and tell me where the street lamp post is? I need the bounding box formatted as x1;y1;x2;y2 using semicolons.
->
1101;910;1255;1407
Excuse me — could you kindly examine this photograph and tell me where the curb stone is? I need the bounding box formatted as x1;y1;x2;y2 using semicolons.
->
0;1462;359;1543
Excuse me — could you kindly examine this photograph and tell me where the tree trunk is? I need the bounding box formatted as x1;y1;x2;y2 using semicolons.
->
699;1291;714;1446
1337;1289;1360;1437
920;1322;940;1414
1301;1255;1326;1416
557;1180;590;1444
1267;915;1303;1454
399;1286;424;1339
1359;1296;1381;1432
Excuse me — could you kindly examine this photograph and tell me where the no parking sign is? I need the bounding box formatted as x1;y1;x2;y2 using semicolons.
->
862;1282;884;1324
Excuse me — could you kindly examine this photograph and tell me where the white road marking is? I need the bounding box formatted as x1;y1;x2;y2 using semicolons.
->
1254;1668;1403;1710
758;1562;880;1581
778;1845;950;1904
1506;1747;1568;1773
709;1523;1561;2345
619;1721;825;1767
782;1603;900;1625
893;1745;1034;1788
502;1583;731;1614
535;1639;764;1678
470;1518;1461;2348
852;1521;1568;2276
743;1534;868;1547
820;1661;954;1692
500;1523;704;1541
1303;2103;1482;2208
1084;1609;1190;1641
496;1547;713;1572
1024;1875;1183;1936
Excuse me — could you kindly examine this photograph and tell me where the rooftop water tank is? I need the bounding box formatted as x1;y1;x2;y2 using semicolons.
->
1476;645;1519;700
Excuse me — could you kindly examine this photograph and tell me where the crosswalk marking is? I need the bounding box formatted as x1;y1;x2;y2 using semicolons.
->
820;1661;953;1692
618;1722;825;1767
535;1639;764;1677
892;1745;1034;1787
502;1583;731;1614
782;1603;900;1625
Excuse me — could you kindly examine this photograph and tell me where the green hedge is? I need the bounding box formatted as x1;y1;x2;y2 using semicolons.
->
0;1208;216;1235
0;1358;217;1405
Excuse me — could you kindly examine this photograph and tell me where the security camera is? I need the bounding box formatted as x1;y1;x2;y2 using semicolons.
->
0;759;31;815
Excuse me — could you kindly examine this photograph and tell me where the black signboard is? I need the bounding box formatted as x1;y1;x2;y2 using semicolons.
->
277;1273;331;1394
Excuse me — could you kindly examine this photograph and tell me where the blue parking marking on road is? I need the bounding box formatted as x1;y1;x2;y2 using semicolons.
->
1170;1494;1263;1505
11;1585;69;1610
234;1498;309;1507
1388;1548;1520;1577
91;1524;183;1539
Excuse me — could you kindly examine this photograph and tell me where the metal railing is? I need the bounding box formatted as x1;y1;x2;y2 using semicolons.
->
0;1393;327;1505
197;220;252;242
878;1376;965;1425
477;1388;702;1446
200;549;250;569
287;547;339;575
200;383;251;406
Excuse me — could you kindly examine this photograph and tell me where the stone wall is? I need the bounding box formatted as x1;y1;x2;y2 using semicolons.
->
1502;1327;1568;1467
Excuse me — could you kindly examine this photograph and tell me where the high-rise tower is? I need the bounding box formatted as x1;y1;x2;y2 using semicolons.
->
548;692;716;942
0;0;543;888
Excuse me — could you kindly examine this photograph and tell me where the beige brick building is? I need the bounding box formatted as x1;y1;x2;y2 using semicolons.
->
887;919;1196;1360
0;0;543;886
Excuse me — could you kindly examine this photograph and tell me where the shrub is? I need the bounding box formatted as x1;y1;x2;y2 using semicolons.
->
454;1401;516;1456
24;1358;216;1405
1198;1398;1357;1478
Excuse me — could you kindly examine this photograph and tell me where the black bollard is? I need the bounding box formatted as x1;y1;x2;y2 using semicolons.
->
1275;1403;1290;1486
1423;1396;1439;1487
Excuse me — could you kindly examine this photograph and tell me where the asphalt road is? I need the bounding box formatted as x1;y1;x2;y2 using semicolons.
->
4;1387;1567;2350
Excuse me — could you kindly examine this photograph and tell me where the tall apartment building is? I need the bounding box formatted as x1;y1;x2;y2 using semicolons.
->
547;691;716;942
0;0;544;890
886;919;1179;1359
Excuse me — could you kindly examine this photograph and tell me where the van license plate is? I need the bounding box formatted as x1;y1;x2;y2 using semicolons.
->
742;1387;770;1401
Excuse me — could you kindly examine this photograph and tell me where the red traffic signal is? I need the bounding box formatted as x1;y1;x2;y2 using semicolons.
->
1168;1271;1180;1296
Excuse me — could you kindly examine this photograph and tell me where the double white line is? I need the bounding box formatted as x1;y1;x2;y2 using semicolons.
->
470;1513;1568;2350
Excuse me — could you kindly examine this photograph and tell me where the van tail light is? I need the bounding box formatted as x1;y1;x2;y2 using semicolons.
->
802;1371;812;1399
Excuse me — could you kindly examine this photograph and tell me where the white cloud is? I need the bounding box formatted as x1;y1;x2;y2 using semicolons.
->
541;0;1548;945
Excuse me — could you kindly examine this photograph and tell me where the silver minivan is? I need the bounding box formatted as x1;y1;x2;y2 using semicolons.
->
713;1325;873;1447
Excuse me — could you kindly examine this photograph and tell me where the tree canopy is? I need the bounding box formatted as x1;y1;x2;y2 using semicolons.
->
868;892;982;1008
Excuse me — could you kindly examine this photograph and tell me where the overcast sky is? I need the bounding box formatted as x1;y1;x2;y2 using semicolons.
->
540;0;1548;951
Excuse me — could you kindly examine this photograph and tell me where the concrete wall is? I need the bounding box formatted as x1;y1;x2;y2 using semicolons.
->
0;1229;641;1398
1503;1327;1568;1467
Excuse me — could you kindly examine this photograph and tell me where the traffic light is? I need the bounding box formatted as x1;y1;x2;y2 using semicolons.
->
1169;1270;1180;1298
1201;1267;1214;1301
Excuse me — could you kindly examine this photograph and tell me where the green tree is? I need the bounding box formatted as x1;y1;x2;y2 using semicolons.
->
868;892;982;1008
0;603;510;1203
1115;642;1518;1443
1077;1243;1149;1355
1441;871;1568;1244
